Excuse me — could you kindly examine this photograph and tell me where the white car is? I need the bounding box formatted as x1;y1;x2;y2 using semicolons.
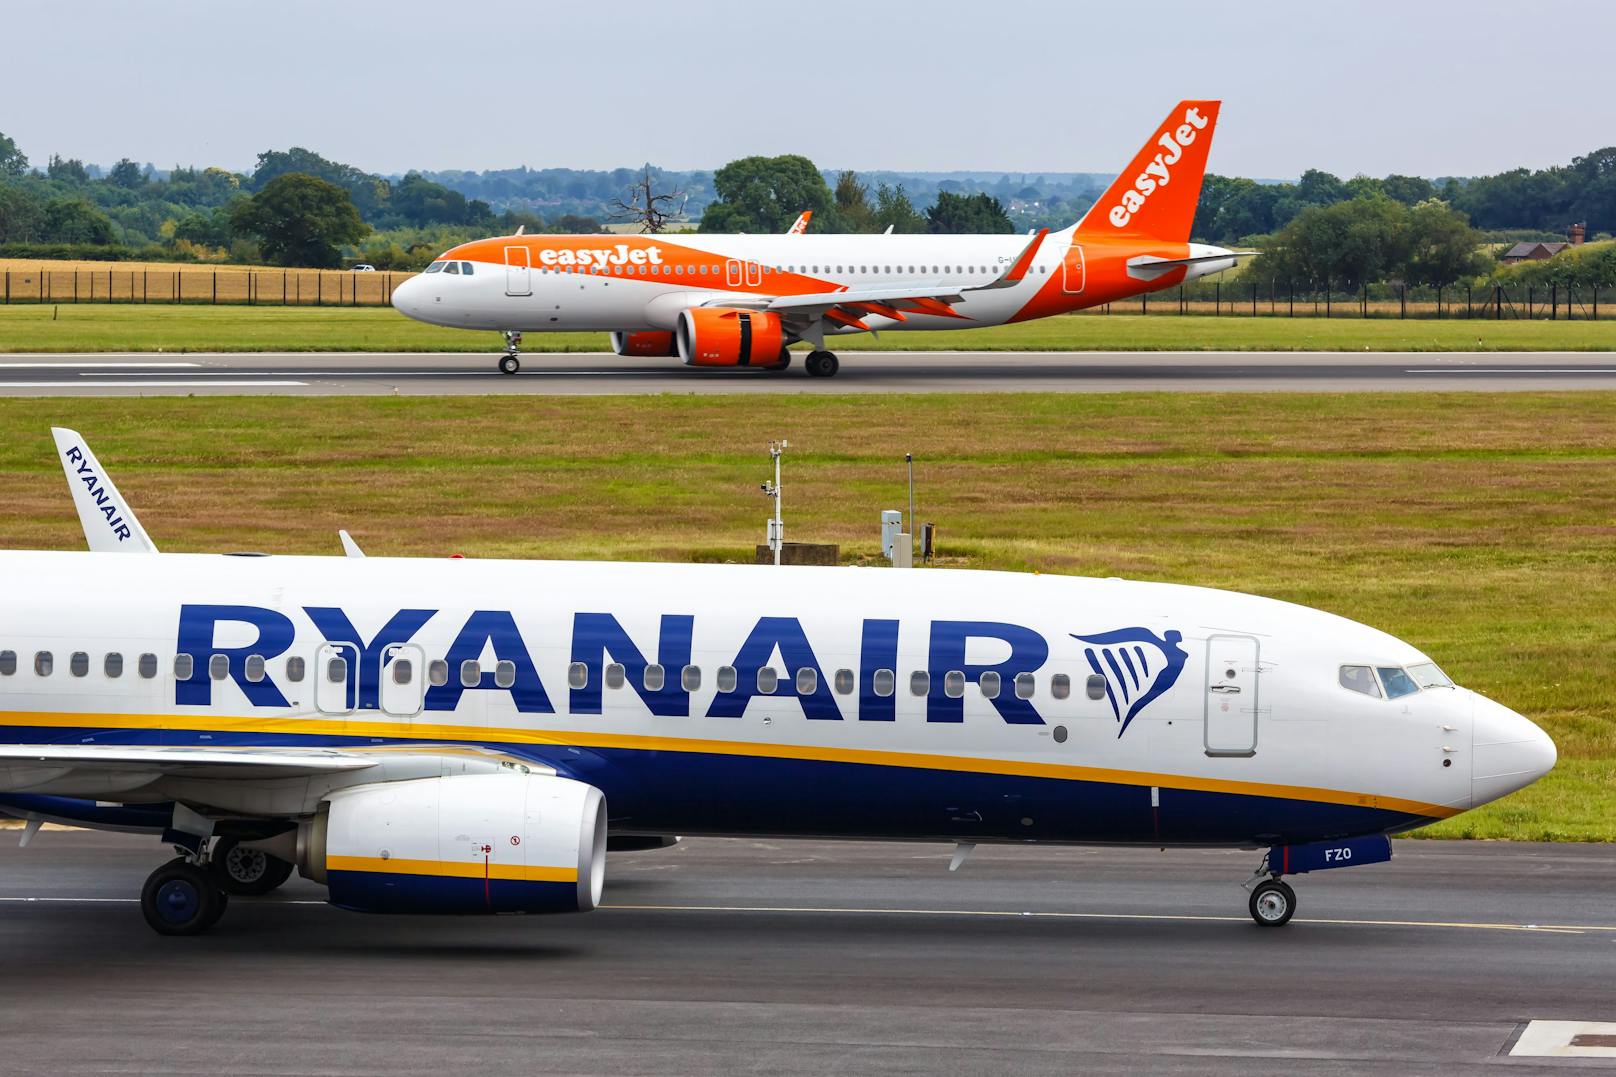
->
351;263;376;272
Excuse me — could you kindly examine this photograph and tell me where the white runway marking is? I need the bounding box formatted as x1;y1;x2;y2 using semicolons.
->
1405;368;1616;374
1511;1020;1616;1057
0;361;201;369
0;380;309;388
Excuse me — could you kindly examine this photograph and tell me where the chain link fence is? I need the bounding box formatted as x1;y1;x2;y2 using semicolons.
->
1098;280;1608;319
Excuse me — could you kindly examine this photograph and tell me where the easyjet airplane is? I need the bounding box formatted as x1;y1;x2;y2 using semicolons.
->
0;431;1554;935
390;101;1245;376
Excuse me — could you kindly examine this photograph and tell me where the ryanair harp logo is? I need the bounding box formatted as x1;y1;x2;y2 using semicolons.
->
1073;627;1188;737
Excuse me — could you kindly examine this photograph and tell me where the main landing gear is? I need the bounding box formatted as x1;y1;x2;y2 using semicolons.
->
499;331;522;374
139;837;295;935
805;349;840;378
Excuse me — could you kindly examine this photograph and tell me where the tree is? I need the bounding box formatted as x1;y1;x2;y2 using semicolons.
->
107;158;146;188
172;206;236;249
699;155;832;233
0;131;27;177
46;155;89;184
926;191;1013;234
609;164;685;233
550;214;602;234
831;170;872;232
389;171;490;228
0;184;46;242
250;147;386;217
1402;200;1485;286
872;183;925;233
42;198;116;244
229;173;368;267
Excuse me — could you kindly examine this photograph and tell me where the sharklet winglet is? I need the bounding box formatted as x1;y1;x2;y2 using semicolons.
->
49;428;158;554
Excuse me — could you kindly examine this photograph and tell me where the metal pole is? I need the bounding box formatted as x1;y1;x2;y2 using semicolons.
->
906;453;915;564
774;445;783;567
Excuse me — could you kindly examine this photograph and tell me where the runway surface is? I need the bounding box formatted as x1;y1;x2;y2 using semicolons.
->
2;350;1615;395
1;831;1612;1074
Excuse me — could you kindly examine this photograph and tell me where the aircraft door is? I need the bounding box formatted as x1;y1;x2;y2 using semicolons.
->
745;260;763;287
504;245;532;296
314;642;358;716
1204;635;1259;756
725;259;743;287
1062;242;1086;294
379;643;426;718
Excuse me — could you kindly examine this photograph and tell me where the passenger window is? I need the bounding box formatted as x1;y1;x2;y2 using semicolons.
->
327;656;348;683
681;664;701;692
1015;671;1036;699
104;652;123;678
834;668;855;695
444;262;460;275
0;650;17;676
717;665;737;692
495;660;516;689
910;670;930;696
1086;674;1107;700
391;658;413;685
139;653;158;679
796;667;817;695
605;663;625;689
459;659;480;687
285;656;305;683
173;654;193;680
35;650;53;676
1378;666;1420;699
426;659;447;686
1338;665;1381;698
209;654;229;680
568;661;588;690
873;669;895;697
979;671;1000;699
70;651;89;677
460;262;474;275
244;654;265;683
943;670;965;698
757;667;779;693
1051;674;1071;700
644;663;665;691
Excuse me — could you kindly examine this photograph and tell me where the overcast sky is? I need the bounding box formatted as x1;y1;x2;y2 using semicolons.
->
7;0;1611;180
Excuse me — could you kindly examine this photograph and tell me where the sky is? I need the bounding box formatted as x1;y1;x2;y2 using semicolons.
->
6;0;1613;181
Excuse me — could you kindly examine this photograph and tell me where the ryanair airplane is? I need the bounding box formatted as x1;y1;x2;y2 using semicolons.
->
390;101;1248;377
0;432;1554;934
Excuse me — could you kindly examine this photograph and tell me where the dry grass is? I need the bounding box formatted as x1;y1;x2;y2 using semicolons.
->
0;392;1612;838
0;260;404;306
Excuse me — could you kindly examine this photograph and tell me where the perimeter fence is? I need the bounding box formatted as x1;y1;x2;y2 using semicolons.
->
0;266;405;306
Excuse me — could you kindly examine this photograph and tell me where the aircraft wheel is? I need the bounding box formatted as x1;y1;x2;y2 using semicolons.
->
806;350;840;378
1248;878;1296;927
211;838;294;896
142;858;229;936
498;355;521;375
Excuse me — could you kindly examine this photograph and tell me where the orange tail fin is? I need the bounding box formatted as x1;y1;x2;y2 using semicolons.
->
1077;100;1220;242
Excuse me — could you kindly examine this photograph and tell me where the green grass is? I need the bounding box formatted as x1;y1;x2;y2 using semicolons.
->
0;304;1612;353
0;392;1612;839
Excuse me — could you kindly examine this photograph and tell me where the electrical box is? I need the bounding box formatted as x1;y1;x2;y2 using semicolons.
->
881;510;903;559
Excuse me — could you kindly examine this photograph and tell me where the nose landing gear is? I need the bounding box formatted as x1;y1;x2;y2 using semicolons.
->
499;331;522;374
1248;877;1297;927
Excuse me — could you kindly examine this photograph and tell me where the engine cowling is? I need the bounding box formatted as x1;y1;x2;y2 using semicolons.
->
676;308;785;367
609;330;679;358
300;773;606;915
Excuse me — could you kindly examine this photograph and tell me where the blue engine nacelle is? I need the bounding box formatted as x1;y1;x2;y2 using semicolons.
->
300;773;606;915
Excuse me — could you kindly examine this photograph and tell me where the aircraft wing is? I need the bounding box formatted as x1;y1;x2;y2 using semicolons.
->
716;229;1050;331
0;744;378;795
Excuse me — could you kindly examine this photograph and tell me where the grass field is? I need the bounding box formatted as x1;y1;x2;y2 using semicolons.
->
0;392;1611;839
0;304;1613;353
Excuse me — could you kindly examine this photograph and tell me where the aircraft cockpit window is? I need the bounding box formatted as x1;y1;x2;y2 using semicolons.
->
979;670;1001;699
70;651;89;677
0;650;15;676
424;261;446;274
494;660;516;689
105;653;124;679
460;262;474;275
1377;666;1420;699
138;653;158;679
35;651;53;677
1338;665;1381;697
1408;662;1454;689
443;262;461;275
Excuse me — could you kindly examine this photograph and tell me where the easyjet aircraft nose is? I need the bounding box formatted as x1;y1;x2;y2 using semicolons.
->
1471;692;1556;806
390;273;423;319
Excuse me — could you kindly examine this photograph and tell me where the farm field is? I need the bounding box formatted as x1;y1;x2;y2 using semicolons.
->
0;303;1613;353
0;391;1611;840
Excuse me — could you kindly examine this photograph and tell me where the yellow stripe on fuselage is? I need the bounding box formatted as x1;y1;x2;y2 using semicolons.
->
0;709;1462;820
326;855;577;883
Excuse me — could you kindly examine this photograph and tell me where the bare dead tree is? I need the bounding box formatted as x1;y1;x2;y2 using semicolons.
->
609;164;687;233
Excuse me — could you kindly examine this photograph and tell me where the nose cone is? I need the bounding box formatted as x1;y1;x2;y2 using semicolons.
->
390;274;421;320
1471;692;1556;806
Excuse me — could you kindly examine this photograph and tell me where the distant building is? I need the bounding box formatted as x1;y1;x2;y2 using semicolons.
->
1500;222;1587;264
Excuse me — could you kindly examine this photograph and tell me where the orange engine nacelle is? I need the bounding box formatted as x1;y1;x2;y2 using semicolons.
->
609;331;679;358
675;308;785;368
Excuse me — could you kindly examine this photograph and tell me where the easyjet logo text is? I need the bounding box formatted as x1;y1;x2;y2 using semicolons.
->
1107;106;1209;230
538;244;665;269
